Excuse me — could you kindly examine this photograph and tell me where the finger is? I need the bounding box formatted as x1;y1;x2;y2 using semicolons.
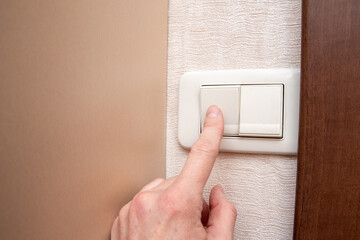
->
201;199;209;227
178;105;224;195
206;185;237;240
118;202;131;239
140;178;165;192
111;216;120;240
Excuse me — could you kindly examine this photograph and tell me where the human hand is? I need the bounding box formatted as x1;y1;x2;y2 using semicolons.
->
111;106;237;240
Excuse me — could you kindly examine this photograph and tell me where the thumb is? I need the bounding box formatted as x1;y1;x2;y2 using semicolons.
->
206;185;237;240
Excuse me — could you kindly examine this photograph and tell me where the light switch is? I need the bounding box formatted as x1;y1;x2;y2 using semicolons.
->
178;69;300;154
200;85;240;136
239;84;284;138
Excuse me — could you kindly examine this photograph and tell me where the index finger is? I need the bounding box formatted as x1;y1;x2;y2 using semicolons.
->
177;105;224;195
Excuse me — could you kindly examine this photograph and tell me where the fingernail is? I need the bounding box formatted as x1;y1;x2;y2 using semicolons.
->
218;184;224;193
206;105;219;118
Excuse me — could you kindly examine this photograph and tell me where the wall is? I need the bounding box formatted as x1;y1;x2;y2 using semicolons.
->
166;1;301;239
0;0;167;239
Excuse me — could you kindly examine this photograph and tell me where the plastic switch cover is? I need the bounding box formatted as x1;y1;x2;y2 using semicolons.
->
178;69;300;155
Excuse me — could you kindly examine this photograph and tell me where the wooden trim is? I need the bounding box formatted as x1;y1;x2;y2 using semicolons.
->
294;0;360;239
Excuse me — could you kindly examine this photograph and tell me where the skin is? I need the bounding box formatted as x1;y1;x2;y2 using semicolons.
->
111;105;237;240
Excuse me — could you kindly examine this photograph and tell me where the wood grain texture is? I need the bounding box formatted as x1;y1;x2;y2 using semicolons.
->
294;0;360;239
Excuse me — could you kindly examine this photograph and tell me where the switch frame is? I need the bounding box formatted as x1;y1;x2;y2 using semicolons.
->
178;68;300;155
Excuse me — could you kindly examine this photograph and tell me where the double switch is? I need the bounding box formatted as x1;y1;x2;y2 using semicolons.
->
200;84;284;138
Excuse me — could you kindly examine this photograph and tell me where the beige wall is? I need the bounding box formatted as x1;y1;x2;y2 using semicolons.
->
0;1;167;239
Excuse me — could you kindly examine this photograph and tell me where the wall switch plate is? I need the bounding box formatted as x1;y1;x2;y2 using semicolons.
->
178;69;300;155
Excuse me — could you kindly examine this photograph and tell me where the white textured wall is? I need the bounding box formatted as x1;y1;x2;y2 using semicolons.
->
166;1;301;239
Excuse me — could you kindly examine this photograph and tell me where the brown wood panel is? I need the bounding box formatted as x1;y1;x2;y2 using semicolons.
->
0;1;167;239
294;0;360;239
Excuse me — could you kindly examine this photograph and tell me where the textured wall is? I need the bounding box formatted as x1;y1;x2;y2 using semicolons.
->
166;1;301;239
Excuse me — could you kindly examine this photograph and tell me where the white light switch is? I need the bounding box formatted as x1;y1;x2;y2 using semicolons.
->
200;85;240;136
239;85;284;138
178;69;300;155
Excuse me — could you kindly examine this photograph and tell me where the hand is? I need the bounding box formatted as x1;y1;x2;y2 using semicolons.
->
111;106;237;240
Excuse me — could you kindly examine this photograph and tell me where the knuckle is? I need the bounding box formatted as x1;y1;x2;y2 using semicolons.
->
215;200;237;218
191;138;218;157
130;192;150;215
